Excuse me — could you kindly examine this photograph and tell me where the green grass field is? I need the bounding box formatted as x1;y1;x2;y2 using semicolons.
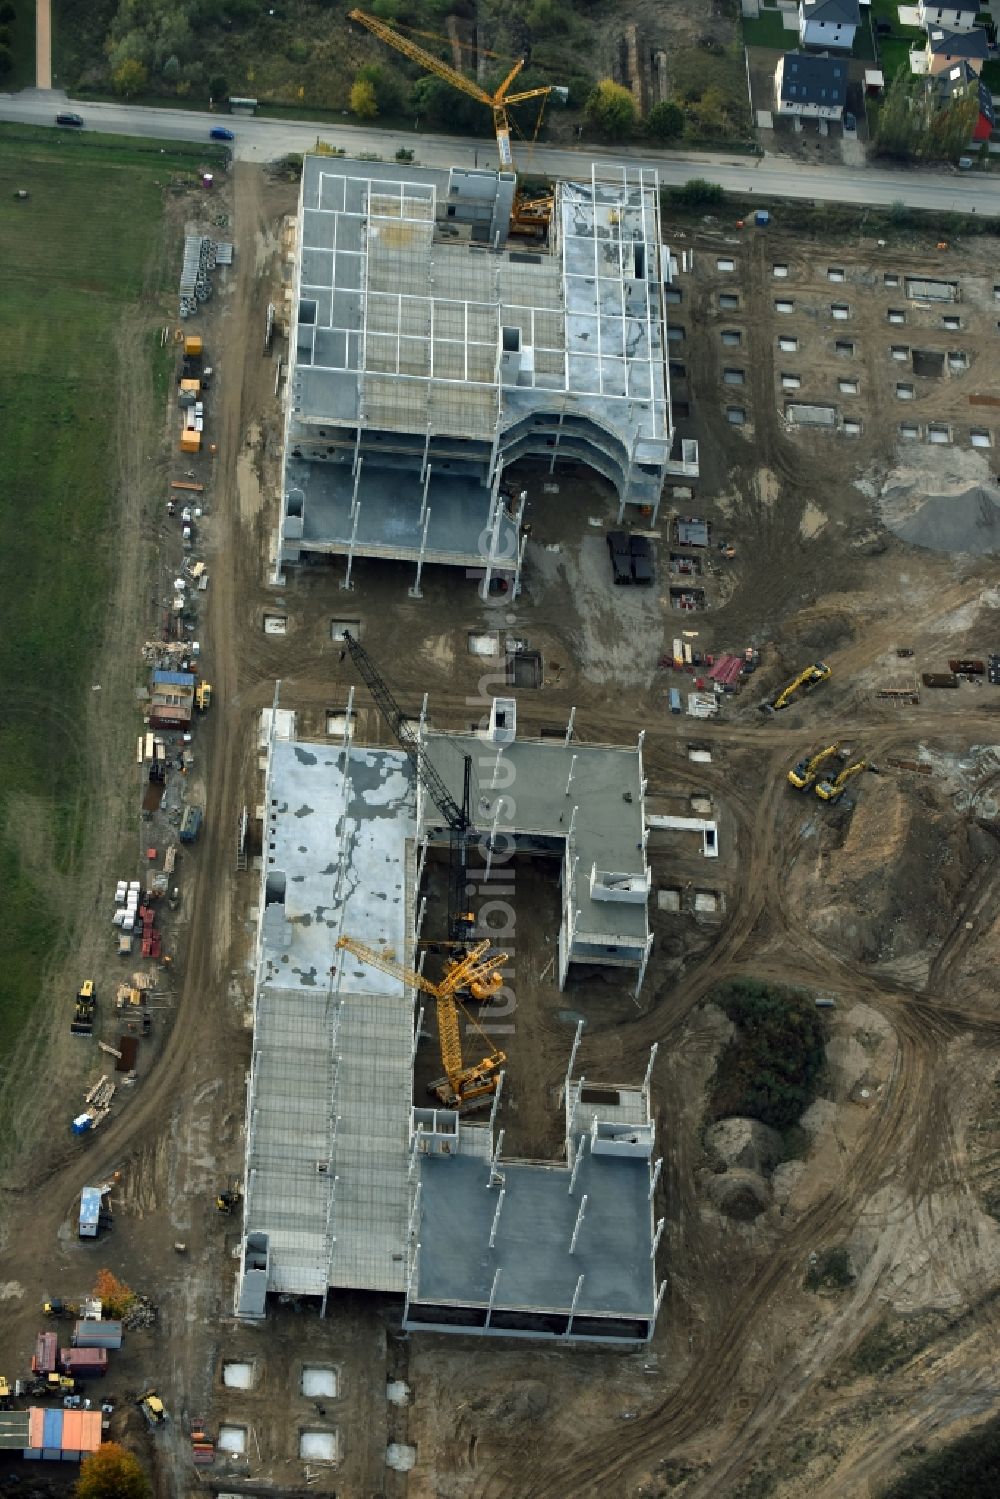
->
0;127;216;1061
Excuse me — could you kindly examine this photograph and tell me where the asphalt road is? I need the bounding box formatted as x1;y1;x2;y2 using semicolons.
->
2;88;998;214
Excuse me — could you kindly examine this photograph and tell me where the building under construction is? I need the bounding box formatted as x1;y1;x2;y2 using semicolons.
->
236;698;664;1342
277;153;698;591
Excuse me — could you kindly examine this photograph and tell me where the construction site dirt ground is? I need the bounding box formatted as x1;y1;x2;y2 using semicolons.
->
3;166;1000;1499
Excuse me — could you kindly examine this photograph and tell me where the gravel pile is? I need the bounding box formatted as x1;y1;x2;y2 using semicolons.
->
870;447;1000;555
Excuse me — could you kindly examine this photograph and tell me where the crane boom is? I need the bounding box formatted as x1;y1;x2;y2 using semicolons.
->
348;8;560;187
343;631;468;831
335;934;507;1106
348;9;495;109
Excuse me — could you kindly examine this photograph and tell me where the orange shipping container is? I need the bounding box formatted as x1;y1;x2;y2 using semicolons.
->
61;1409;84;1450
28;1407;44;1450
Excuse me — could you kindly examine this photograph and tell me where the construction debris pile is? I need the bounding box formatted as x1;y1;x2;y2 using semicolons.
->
870;446;1000;556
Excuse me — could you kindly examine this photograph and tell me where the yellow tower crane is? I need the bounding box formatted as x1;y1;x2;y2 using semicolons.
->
336;935;508;1110
347;8;565;236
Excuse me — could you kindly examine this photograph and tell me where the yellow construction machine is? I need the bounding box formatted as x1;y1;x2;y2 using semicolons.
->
347;8;565;236
787;742;841;791
815;760;870;802
763;662;831;713
336;935;507;1110
216;1181;243;1214
195;681;212;713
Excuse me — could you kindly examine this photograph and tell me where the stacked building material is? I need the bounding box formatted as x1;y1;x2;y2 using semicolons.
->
191;1416;215;1465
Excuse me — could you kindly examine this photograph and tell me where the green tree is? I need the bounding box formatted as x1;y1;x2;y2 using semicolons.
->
113;57;148;96
645;99;684;142
0;43;10;76
208;74;228;100
708;981;827;1132
585;78;636;140
0;3;15;22
76;1442;150;1499
350;76;378;118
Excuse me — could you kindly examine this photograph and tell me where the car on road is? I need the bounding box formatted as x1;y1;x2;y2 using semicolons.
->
843;111;856;133
210;126;235;141
55;112;84;128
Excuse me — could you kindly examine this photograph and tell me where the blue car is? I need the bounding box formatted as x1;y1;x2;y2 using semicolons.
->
210;126;234;141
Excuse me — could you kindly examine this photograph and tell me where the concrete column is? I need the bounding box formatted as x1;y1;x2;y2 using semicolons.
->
341;489;360;592
565;1017;584;1091
488;1187;505;1249
634;932;654;1001
409;507;431;600
650;1216;665;1260
648;1156;662;1202
484;1267;501;1331
565;755;577;797
564;707;576;746
566;1272;584;1333
419;462;432;525
568;1132;587;1194
569;1193;588;1254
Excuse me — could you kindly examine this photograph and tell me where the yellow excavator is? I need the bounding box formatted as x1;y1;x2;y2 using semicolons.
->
764;662;831;714
787;742;841;791
815;759;870;802
336;935;507;1110
348;9;565;236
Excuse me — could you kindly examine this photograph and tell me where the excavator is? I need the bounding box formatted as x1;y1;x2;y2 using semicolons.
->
815;759;872;802
348;9;566;237
787;742;841;792
762;662;831;714
336;935;507;1110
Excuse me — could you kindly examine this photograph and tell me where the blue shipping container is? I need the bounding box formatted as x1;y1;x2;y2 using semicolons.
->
152;670;196;687
42;1408;63;1449
669;688;682;715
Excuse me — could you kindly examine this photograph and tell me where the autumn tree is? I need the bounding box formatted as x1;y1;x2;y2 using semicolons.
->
584;78;636;140
349;76;378;119
112;57;148;96
76;1442;150;1499
93;1269;136;1319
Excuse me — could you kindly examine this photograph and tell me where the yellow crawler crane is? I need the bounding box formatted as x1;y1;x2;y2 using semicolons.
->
347;8;564;235
787;741;841;791
336;935;507;1110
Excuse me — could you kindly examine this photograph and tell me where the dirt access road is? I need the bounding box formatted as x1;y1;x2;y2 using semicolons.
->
2;169;1000;1499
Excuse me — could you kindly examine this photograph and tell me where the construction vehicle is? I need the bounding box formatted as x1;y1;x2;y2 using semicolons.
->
347;9;566;237
43;1299;78;1320
336;934;506;1110
762;662;831;714
0;1376;10;1412
138;1391;166;1428
195;680;212;713
216;1181;243;1214
787;742;841;792
815;759;873;803
70;980;96;1038
343;631;479;940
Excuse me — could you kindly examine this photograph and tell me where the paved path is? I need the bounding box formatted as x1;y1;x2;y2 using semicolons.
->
1;90;997;215
34;0;50;90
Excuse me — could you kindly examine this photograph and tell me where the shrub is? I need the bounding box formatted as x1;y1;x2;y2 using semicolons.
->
670;177;724;207
208;74;228;100
584;78;636;140
646;100;684;142
0;44;11;76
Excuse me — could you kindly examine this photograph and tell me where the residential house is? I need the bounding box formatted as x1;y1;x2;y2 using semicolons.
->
775;51;848;118
916;0;981;34
921;25;989;75
799;0;861;51
936;59;995;140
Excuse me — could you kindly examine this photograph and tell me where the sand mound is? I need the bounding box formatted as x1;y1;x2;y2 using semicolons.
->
870;447;1000;555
